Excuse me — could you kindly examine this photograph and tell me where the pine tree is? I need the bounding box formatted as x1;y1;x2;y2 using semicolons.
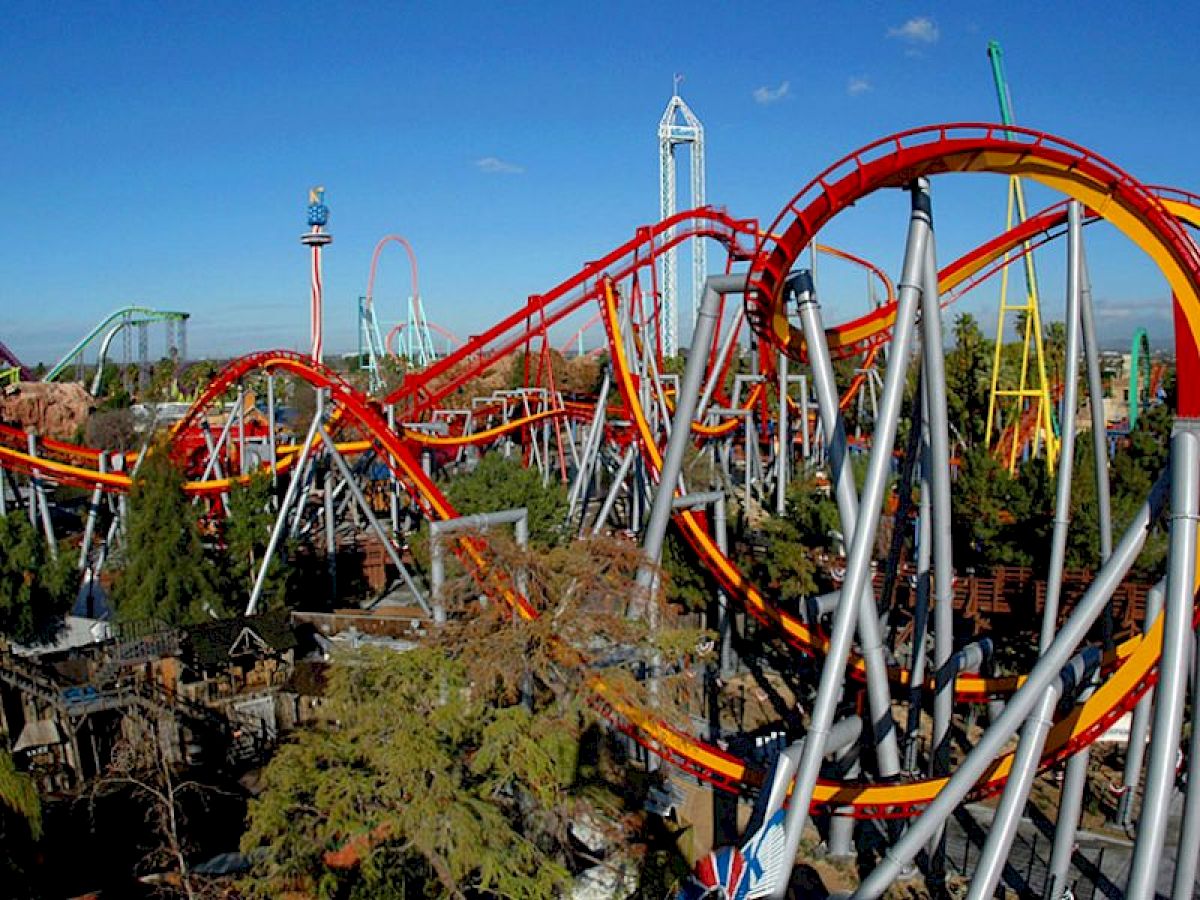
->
241;534;709;899
112;446;225;625
0;513;74;644
222;472;292;611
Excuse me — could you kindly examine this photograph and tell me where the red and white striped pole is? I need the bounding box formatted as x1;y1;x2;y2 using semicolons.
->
301;187;332;364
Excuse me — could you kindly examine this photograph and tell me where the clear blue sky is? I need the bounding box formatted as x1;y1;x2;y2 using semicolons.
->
4;1;1198;365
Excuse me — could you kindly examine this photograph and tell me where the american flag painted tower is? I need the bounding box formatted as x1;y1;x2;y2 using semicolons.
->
302;187;333;363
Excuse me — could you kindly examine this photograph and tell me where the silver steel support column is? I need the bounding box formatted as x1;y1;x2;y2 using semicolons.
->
267;373;278;484
323;462;337;601
905;397;932;773
852;471;1169;899
966;650;1099;900
1042;202;1089;900
1172;608;1200;897
772;185;932;900
1078;258;1113;561
26;431;56;556
246;400;325;615
591;446;636;536
776;350;789;515
386;405;400;535
317;425;430;615
236;385;247;476
799;374;811;461
1117;579;1165;825
794;276;901;780
78;454;108;571
1041;202;1086;653
568;369;610;521
919;215;955;793
637;275;745;588
430;508;529;625
1046;706;1092;900
696;307;745;422
1126;426;1199;900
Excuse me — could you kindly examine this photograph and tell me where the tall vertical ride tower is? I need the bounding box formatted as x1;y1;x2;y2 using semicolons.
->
658;80;706;358
302;187;333;363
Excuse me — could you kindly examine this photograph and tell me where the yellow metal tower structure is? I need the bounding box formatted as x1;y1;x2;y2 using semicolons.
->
984;41;1058;474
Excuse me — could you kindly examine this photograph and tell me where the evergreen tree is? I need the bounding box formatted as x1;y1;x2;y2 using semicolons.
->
440;451;569;549
944;312;993;448
0;750;39;837
112;447;225;625
222;472;292;611
241;535;706;899
0;513;74;644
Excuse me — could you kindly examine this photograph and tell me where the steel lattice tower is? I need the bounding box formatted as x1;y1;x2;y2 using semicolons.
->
658;81;705;358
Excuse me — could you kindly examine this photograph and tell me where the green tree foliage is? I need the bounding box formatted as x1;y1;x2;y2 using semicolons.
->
0;750;40;838
950;445;1053;572
112;447;226;625
0;513;74;644
739;473;840;605
944;313;993;448
0;749;40;899
222;472;292;611
241;535;707;899
440;451;568;549
1067;405;1172;577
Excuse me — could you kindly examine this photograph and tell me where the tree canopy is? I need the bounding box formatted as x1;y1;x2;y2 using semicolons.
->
112;446;226;625
241;534;708;899
0;513;74;645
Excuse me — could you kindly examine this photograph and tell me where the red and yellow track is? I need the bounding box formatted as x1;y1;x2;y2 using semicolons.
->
2;123;1197;817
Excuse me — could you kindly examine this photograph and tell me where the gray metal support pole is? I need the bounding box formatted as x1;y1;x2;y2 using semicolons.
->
637;275;745;588
568;369;610;520
1172;612;1200;898
430;508;529;625
696;307;745;422
852;471;1169;899
317;425;429;614
799;374;811;462
236;385;247;476
772;185;932;900
26;431;56;557
267;373;278;485
324;463;337;601
794;277;902;780
1117;579;1165;825
1041;201;1085;653
1043;202;1090;900
905;395;933;773
246;400;325;615
919;215;955;793
1078;257;1113;562
966;653;1097;900
1126;426;1199;900
78;454;108;571
430;534;447;624
591;446;636;536
776;350;789;515
386;405;400;535
1046;714;1091;900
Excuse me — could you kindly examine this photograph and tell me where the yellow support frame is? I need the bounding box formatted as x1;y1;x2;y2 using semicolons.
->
985;172;1058;474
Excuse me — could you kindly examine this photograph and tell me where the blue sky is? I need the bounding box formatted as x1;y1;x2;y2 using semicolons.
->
3;1;1198;365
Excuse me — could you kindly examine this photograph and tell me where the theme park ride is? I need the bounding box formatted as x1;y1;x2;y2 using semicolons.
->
39;305;189;396
2;120;1200;900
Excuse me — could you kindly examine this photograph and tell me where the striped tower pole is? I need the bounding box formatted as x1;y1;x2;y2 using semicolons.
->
301;187;333;363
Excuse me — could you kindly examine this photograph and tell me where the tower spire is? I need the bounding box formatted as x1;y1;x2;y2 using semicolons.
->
657;85;706;358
